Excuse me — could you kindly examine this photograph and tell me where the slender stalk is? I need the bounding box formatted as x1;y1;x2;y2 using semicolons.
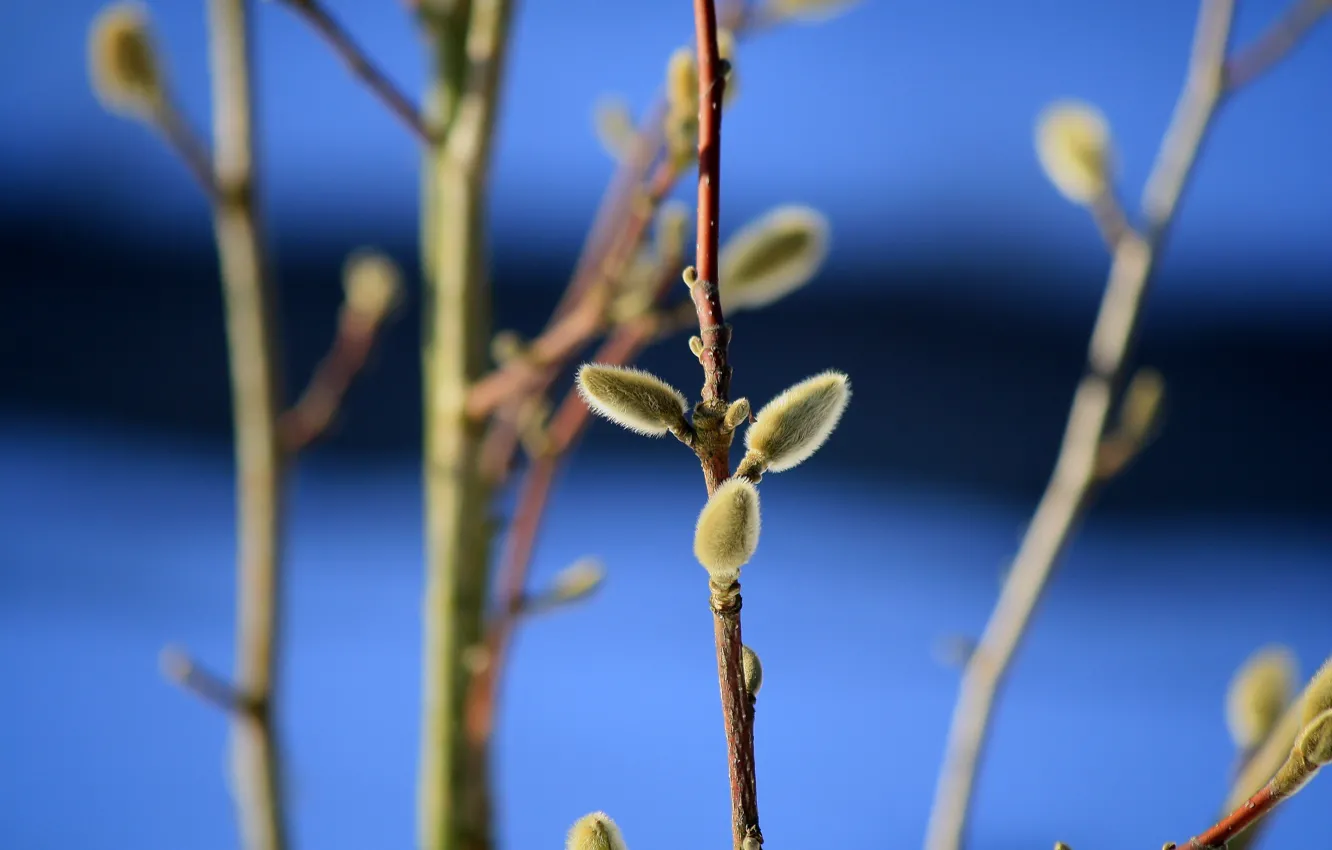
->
276;0;433;143
206;1;288;849
687;2;757;848
417;2;513;849
922;4;1238;849
1223;0;1332;90
156;98;219;201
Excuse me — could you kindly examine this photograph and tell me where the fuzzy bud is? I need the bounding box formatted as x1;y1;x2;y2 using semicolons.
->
742;645;763;696
745;370;850;473
689;336;705;359
1301;656;1332;727
1295;708;1332;766
694;478;761;581
1120;368;1165;442
549;558;605;605
342;250;403;324
566;812;629;850
764;0;863;22
666;48;698;120
1035;101;1114;205
719;206;830;314
593;96;636;162
656;201;690;262
723;398;751;432
1226;645;1296;751
89;3;165;120
576;364;689;437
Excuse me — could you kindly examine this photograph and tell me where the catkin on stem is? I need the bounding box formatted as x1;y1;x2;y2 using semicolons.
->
694;478;761;582
576;364;690;437
744;370;850;473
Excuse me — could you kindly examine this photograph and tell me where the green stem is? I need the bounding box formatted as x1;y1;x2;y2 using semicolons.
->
417;3;514;849
206;1;288;849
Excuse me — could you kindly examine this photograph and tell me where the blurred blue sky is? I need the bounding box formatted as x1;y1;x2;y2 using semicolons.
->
2;421;1329;850
2;0;1330;315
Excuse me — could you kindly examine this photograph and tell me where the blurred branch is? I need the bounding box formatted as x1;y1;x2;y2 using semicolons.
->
925;3;1331;848
275;0;433;143
1223;0;1331;90
206;2;289;850
161;647;251;714
278;294;398;453
156;98;220;201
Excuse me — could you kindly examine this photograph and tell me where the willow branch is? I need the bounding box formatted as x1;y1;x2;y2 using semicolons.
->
278;307;394;452
1223;0;1331;90
205;2;288;850
156;98;220;201
417;1;514;849
276;0;433;143
923;4;1239;850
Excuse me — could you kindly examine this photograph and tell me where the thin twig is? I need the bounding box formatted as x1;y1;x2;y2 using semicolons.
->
206;1;288;849
1223;0;1332;90
923;3;1241;850
276;0;433;143
278;308;393;452
689;3;758;849
1181;781;1284;849
465;256;682;748
156;98;220;201
161;647;251;714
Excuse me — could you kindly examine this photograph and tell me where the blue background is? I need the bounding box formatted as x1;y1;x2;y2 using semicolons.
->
2;1;1330;848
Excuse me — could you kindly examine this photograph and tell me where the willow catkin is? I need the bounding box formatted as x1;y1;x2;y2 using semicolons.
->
593;96;636;162
1035;101;1114;206
88;2;165;120
719;206;830;314
576;364;689;437
744;370;850;473
1226;645;1296;751
549;558;605;604
566;812;629;850
764;0;863;23
694;478;761;582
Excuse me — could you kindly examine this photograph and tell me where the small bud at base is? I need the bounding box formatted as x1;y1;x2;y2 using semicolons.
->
1296;708;1332;766
723;398;751;432
742;645;763;696
89;2;166;120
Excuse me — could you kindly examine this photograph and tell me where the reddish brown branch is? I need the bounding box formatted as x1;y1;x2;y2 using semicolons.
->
1180;781;1282;849
276;0;433;143
1223;0;1331;90
278;309;391;453
464;318;659;745
691;0;731;408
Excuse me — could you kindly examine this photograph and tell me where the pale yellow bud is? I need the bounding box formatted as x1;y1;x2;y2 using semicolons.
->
694;478;761;581
742;644;763;696
566;811;629;850
1035;101;1114;205
719;206;830;314
1295;708;1332;766
89;3;165;120
1120;368;1165;442
689;336;705;359
764;0;863;22
723;398;751;432
576;364;689;437
1226;645;1296;751
666;48;698;120
593;96;637;162
342;250;403;324
655;201;690;262
1302;656;1332;727
745;370;850;473
549;558;605;605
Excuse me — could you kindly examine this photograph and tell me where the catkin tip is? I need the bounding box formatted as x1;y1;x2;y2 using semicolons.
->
745;370;850;472
694;478;761;581
576;364;689;437
1035;100;1114;206
566;811;629;850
